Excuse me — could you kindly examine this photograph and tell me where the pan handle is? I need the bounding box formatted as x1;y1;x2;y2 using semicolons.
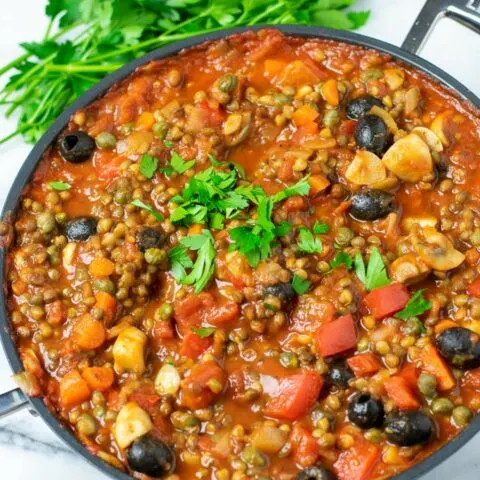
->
402;0;480;54
0;388;29;419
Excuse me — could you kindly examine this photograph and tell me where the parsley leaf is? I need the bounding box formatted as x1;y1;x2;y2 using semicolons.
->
330;251;353;269
170;151;195;174
168;230;216;294
313;221;329;234
272;175;311;203
396;290;432;320
292;274;311;295
48;180;71;191
131;199;164;222
208;153;223;166
275;221;292;237
191;326;216;337
354;248;390;291
297;227;323;254
139;153;158;179
164;140;174;148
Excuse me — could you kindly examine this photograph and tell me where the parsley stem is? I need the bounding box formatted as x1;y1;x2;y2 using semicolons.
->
45;63;124;73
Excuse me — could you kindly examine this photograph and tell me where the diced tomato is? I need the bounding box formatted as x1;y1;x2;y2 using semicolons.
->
265;371;323;420
209;301;240;327
181;361;225;410
347;353;382;377
462;368;480;391
291;299;335;333
93;151;124;181
284;195;308;212
153;320;175;340
398;362;419;391
46;300;65;326
418;344;455;391
467;279;480;297
278;155;294;182
130;385;161;414
316;314;357;357
384;376;420;410
290;425;320;467
334;439;380;480
364;283;410;320
198;99;226;127
179;331;212;359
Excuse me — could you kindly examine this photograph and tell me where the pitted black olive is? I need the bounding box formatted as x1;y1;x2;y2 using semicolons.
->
385;411;434;447
264;282;296;302
127;435;176;477
347;392;384;429
326;362;354;389
346;95;383;120
297;465;336;480
354;114;390;155
349;189;396;221
58;131;95;163
136;227;165;252
64;216;97;242
436;327;480;369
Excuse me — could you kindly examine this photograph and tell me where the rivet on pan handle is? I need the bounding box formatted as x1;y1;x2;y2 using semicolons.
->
0;388;29;419
402;0;480;55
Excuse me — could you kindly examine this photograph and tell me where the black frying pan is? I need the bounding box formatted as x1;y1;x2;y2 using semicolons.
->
0;0;479;478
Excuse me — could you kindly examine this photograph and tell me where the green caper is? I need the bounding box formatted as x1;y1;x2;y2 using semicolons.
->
404;317;422;336
452;406;473;426
323;109;340;129
144;248;167;265
279;351;299;369
55;212;67;224
76;413;97;436
218;74;238;93
335;227;354;246
152;122;167;139
37;212;56;234
431;397;454;415
114;188;130;205
364;428;383;443
417;373;437;399
240;445;266;467
120;123;134;135
273;93;290;106
170;411;199;431
94;278;115;295
360;68;384;81
155;303;173;321
95;132;117;149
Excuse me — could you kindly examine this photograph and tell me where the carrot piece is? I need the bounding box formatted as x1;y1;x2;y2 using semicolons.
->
434;319;458;334
290;425;320;467
347;353;382;377
265;372;324;420
94;291;117;325
72;314;106;350
398;362;419;390
384;376;420;410
180;331;212;359
321;79;340;106
467;279;480;297
181;361;225;410
334;439;380;480
136;111;155;131
316;314;357;357
89;257;115;277
59;370;91;408
12;280;27;295
188;223;203;236
309;174;330;196
364;283;410;320
46;300;65;326
264;59;287;78
419;344;456;391
82;367;114;392
292;105;320;127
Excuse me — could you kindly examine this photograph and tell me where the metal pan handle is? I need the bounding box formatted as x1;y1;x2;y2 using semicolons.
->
0;388;28;419
402;0;480;54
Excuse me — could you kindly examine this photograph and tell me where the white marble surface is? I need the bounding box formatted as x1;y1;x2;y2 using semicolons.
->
0;0;479;478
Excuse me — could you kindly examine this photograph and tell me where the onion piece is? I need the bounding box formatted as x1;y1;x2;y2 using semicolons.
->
12;371;40;397
412;127;443;152
368;105;399;134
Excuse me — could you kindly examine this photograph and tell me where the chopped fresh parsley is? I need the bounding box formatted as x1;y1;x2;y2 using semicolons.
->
354;247;390;291
170;151;196;174
208;153;223;167
297;227;323;254
168;230;215;294
292;274;311;295
272;175;311;203
191;326;216;337
330;251;354;269
139;154;158;179
48;181;70;191
275;221;292;237
396;289;432;320
164;140;174;148
313;221;329;234
131;199;164;222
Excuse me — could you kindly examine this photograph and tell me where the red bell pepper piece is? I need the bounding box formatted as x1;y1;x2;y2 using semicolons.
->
290;425;320;467
334;439;380;480
364;283;410;320
316;314;357;357
179;331;212;359
383;376;420;410
347;352;382;377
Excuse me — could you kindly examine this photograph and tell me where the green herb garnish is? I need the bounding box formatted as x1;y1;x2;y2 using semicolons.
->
292;274;311;295
191;326;216;338
139;153;158;179
272;176;311;203
168;230;215;293
131;199;164;222
170;151;195;174
313;221;329;234
354;247;390;291
297;227;323;254
330;251;353;269
48;180;71;191
396;289;432;320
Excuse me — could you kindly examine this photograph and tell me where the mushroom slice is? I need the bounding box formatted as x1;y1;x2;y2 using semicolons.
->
389;253;430;285
412;127;443;152
430;111;453;147
412;226;465;271
382;133;433;183
345;150;387;186
114;402;153;449
369;105;399;134
402;215;438;233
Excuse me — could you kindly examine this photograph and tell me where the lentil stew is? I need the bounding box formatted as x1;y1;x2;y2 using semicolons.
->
2;28;480;480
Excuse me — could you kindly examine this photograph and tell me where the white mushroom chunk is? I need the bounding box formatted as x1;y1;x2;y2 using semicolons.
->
430;111;451;146
345;151;387;186
113;326;147;375
114;402;153;449
412;226;465;271
402;215;438;233
389;253;431;285
382;133;433;183
154;364;181;396
412;127;443;152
